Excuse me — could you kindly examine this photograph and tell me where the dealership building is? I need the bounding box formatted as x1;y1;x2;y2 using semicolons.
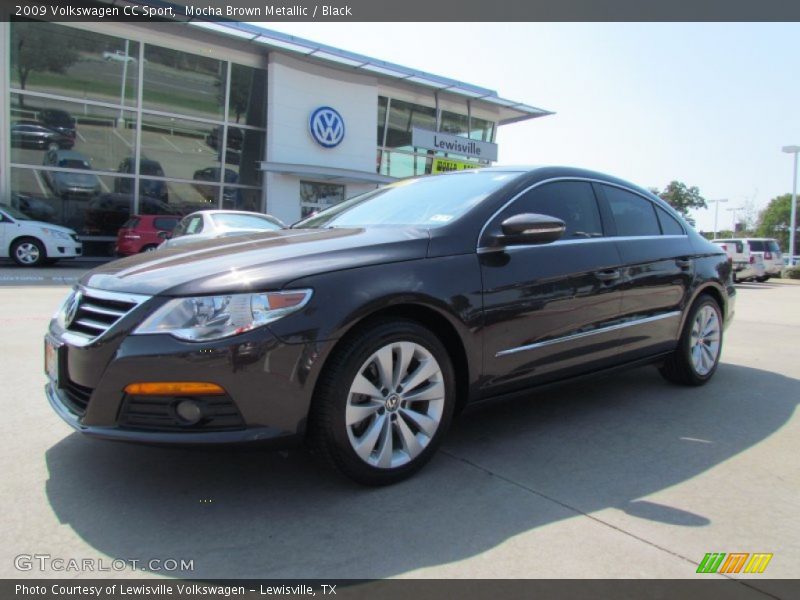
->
0;16;550;256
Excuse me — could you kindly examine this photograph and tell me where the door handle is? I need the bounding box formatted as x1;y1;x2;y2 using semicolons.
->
675;258;692;270
596;269;621;281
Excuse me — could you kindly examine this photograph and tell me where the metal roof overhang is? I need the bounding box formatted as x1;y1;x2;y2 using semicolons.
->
260;162;397;184
99;1;553;125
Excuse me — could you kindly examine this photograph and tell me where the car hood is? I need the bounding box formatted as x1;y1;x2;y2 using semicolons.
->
81;227;431;296
163;228;268;248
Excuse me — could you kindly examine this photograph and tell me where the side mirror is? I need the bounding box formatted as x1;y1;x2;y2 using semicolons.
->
157;230;172;240
497;213;566;246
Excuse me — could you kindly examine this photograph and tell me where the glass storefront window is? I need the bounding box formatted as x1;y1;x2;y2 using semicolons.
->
377;96;388;145
300;181;346;218
10;22;139;106
378;151;429;178
139;115;221;181
143;45;226;121
10;94;136;173
11;167;128;234
228;63;266;128
385;99;436;149
440;111;469;136
471;116;494;142
7;22;268;256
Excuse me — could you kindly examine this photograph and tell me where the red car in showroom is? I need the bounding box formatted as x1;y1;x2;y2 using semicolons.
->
115;215;181;256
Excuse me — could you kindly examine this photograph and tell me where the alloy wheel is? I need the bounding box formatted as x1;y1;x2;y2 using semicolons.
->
15;242;41;265
689;305;721;376
345;341;445;469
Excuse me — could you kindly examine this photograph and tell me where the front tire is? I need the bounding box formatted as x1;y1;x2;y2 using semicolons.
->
660;295;723;386
308;319;456;486
755;276;769;282
11;238;47;267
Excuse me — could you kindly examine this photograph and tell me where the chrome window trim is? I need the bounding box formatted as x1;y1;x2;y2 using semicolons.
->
495;311;682;358
476;176;687;252
477;234;690;254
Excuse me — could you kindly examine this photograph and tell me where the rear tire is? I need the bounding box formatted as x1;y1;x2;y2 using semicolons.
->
140;244;158;252
307;319;456;486
659;295;723;386
755;276;769;282
11;238;47;267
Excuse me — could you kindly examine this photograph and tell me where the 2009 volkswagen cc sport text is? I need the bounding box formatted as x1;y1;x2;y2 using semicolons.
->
45;167;735;485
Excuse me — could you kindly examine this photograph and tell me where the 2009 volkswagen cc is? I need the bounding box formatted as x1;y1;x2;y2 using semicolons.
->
45;167;735;485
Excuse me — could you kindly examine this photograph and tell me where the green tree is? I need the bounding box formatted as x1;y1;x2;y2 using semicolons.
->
11;23;79;105
654;181;707;217
756;194;795;254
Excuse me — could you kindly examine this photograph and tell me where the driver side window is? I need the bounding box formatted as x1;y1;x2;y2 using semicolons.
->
495;181;604;239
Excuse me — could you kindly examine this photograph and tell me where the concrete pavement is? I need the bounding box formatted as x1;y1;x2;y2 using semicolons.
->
0;273;797;586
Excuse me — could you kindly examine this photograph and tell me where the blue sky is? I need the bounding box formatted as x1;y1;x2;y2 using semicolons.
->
257;22;800;233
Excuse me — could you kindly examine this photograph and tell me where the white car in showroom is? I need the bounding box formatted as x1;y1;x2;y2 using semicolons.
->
0;206;82;266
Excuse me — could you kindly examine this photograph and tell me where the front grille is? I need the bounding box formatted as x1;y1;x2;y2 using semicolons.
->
118;395;245;432
63;288;149;344
62;379;93;415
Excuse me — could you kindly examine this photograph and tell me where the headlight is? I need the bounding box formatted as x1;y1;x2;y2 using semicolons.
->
41;228;71;240
133;290;313;341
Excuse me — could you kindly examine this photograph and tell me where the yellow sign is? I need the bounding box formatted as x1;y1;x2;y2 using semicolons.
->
431;158;480;174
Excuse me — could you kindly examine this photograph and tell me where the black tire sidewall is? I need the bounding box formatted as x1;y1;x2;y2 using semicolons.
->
323;320;456;485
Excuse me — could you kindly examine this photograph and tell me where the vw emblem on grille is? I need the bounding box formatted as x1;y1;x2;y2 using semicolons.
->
64;291;81;327
309;106;345;148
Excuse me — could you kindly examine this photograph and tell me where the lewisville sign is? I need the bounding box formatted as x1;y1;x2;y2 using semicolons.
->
411;128;498;161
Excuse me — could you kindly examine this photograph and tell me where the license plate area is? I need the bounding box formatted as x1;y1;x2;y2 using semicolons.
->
45;337;63;384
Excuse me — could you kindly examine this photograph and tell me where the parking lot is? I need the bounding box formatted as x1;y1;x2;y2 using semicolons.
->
0;263;798;586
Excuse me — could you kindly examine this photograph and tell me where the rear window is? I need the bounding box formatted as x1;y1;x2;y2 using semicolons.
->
121;217;139;229
603;185;660;236
748;240;779;252
153;217;178;231
655;206;685;235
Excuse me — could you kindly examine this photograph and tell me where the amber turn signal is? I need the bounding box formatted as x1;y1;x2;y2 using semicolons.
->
124;382;225;396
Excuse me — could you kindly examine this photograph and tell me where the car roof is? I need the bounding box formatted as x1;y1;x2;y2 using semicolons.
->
187;210;275;218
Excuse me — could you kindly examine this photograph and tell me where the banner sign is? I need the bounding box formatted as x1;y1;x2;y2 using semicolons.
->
412;128;498;161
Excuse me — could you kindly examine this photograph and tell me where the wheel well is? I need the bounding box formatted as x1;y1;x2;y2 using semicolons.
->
696;285;724;317
326;304;471;415
10;236;46;256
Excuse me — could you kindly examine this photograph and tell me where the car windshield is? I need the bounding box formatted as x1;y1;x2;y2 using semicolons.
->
211;213;281;230
293;171;522;229
2;206;32;220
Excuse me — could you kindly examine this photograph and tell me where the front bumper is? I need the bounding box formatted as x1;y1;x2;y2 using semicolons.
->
46;315;332;445
43;238;82;259
46;381;294;445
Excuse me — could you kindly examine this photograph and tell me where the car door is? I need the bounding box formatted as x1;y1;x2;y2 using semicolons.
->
596;184;694;357
479;180;627;395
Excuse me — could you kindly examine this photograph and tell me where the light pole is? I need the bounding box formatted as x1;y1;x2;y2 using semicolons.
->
782;146;799;265
708;198;728;238
726;206;744;233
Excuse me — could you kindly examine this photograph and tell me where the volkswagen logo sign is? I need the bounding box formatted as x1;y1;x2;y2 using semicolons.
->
309;106;345;148
63;291;81;328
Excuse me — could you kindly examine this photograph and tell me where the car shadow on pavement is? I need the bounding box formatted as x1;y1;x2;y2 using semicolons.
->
44;363;797;579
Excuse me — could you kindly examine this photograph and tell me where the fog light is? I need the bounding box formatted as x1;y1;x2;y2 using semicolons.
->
175;399;203;424
175;400;203;425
